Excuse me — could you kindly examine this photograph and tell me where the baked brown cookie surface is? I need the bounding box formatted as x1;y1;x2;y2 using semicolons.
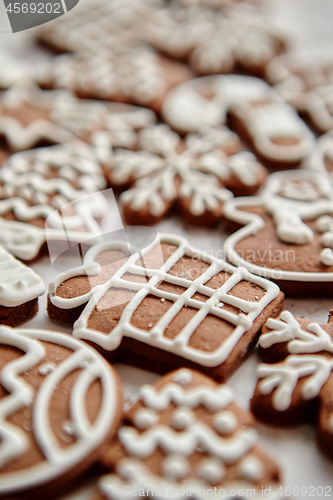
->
95;369;282;500
251;310;333;460
224;169;333;295
47;233;283;381
162;75;314;170
0;326;123;498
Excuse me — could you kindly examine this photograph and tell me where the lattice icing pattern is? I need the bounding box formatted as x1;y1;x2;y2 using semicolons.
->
223;169;333;284
97;369;281;499
0;326;121;496
0;142;107;261
48;233;281;374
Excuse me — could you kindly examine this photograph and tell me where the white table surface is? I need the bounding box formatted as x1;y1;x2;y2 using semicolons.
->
1;1;333;499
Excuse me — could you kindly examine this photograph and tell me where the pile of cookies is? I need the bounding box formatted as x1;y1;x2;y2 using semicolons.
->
0;0;333;497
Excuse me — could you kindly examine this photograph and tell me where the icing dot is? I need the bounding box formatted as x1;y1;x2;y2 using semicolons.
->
238;456;264;482
213;411;237;435
320;248;333;266
160;298;165;303
171;406;194;431
148;323;153;328
198;457;225;485
173;369;193;385
63;420;76;436
39;362;56;376
316;215;333;232
163;454;188;481
133;408;158;430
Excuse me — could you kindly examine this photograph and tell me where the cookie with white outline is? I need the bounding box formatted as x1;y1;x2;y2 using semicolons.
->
40;43;193;113
251;310;333;460
103;124;267;226
0;142;107;262
0;325;122;498
96;369;281;500
267;53;333;134
162;75;314;170
0;81;116;152
0;247;45;326
224;169;333;296
47;233;284;381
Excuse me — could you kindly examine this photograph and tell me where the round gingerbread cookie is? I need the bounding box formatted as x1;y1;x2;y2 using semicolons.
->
0;326;122;498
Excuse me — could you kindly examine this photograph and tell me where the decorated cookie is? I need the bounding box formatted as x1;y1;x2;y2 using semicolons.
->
103;124;267;226
47;233;284;381
223;169;333;296
0;325;122;497
251;310;333;460
96;369;282;500
0;81;118;152
162;75;314;169
306;129;333;186
0;142;107;261
0;247;45;326
41;42;193;113
267;53;333;133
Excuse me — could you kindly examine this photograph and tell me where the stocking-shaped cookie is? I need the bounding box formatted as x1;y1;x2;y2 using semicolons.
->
162;75;314;169
48;233;284;381
0;326;122;498
95;369;282;500
224;169;333;295
251;310;333;460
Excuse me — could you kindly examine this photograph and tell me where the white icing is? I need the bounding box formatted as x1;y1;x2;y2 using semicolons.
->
238;456;264;482
173;368;193;385
214;411;237;435
0;143;107;260
162;75;314;163
224;169;333;282
48;233;281;368
0;246;45;306
0;326;119;495
133;408;158;430
171;407;195;430
316;215;333;266
163;454;188;481
39;363;56;376
198;456;225;484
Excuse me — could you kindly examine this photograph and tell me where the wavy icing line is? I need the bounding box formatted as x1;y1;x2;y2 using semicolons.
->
49;232;280;367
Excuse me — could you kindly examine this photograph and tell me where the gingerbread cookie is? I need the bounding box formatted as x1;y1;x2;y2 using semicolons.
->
96;369;282;500
306;129;333;186
0;247;45;326
223;169;333;296
0;325;122;498
41;42;193;113
162;75;314;169
267;53;333;133
0;81;116;152
0;142;107;261
47;233;284;381
104;124;267;226
251;310;333;460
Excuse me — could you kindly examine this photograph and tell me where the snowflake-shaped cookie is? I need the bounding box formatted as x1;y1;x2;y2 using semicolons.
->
251;310;333;460
104;124;267;226
162;75;314;170
40;42;193;112
267;53;333;133
96;369;282;500
48;233;284;381
0;81;113;152
0;142;107;261
224;169;333;295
